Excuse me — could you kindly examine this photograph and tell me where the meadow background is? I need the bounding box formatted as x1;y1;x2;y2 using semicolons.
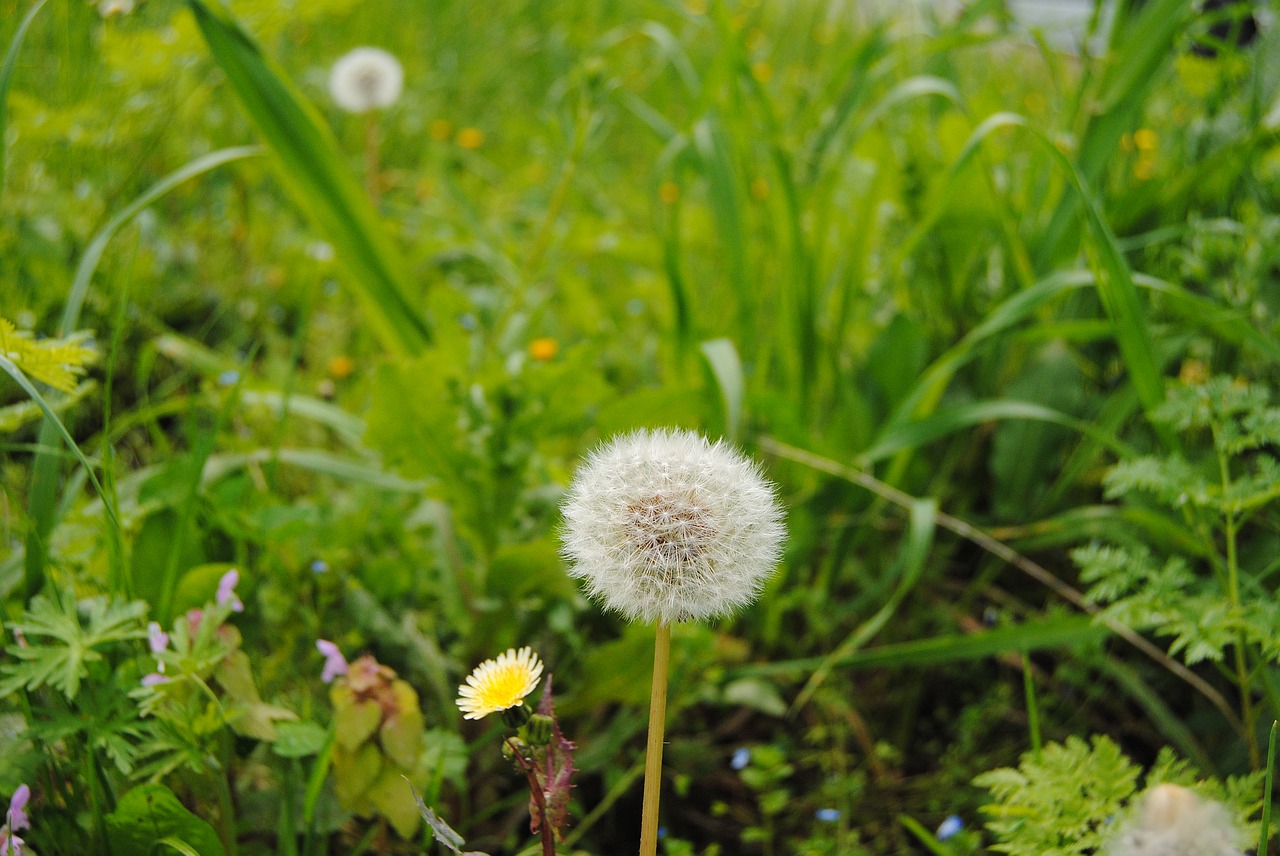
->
1;0;1279;853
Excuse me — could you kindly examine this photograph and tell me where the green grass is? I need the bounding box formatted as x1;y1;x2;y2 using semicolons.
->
1;0;1278;852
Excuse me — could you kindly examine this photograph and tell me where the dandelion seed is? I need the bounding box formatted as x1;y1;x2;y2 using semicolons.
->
456;647;544;720
1105;783;1244;856
217;569;244;613
329;47;403;114
559;428;785;624
316;639;349;684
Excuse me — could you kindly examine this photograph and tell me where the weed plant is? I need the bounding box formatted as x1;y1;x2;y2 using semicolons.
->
0;0;1278;852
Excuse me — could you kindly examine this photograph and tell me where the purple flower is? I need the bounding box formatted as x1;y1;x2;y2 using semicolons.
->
0;829;23;856
217;569;244;613
147;622;169;655
316;639;348;684
141;673;170;688
6;786;29;832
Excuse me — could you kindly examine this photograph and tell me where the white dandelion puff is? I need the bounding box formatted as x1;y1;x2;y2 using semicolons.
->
1106;783;1245;856
328;47;403;114
559;428;785;624
97;0;136;17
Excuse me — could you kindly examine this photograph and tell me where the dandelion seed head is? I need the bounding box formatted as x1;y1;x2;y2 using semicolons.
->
329;47;403;114
1106;784;1244;856
560;428;785;624
456;647;543;720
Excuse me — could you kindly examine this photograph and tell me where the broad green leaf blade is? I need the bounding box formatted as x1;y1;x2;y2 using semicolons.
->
699;338;744;442
106;784;226;856
184;0;431;354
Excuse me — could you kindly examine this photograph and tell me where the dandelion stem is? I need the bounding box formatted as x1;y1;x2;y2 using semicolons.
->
639;623;671;856
364;112;380;206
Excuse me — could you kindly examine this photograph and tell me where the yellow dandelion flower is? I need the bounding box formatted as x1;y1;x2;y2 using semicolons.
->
1133;128;1157;152
659;181;680;205
529;337;559;361
750;61;773;84
456;127;486;149
328;355;355;379
429;119;454;141
456;647;544;720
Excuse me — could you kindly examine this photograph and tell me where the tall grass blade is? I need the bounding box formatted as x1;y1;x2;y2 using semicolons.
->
0;0;47;204
735;613;1106;678
184;0;432;354
1035;0;1195;270
791;498;936;712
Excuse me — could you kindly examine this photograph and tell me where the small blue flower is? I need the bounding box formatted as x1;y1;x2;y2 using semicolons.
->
936;815;963;841
815;808;840;823
217;369;240;387
731;748;751;770
310;559;329;574
657;826;667;839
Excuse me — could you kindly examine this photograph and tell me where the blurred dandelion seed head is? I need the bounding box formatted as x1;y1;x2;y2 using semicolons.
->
329;47;403;114
559;428;785;624
97;0;137;17
1106;784;1244;856
456;647;544;720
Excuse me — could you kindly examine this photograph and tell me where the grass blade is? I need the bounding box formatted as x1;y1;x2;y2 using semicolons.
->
184;0;432;354
734;613;1106;678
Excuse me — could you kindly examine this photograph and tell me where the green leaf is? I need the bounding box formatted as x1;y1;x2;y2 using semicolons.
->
106;783;226;856
273;721;329;759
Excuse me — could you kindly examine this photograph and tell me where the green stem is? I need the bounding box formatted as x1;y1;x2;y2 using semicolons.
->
1218;442;1260;769
639;623;671;856
215;733;239;856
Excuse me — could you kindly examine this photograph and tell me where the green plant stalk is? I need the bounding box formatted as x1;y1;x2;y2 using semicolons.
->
1023;654;1042;758
639;623;671;856
364;111;380;206
1262;721;1277;856
1217;438;1260;769
216;731;239;856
